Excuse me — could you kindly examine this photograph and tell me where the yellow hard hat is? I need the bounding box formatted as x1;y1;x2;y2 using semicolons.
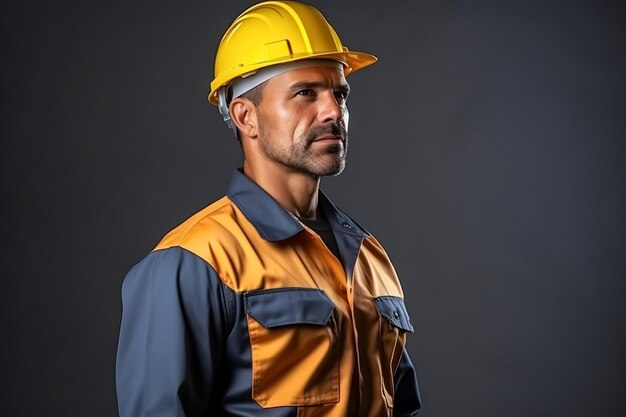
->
208;0;377;105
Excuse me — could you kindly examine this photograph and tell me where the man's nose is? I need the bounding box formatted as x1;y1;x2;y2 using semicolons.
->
317;92;343;123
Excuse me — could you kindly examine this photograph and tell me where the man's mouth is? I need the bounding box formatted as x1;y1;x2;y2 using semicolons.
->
313;135;343;144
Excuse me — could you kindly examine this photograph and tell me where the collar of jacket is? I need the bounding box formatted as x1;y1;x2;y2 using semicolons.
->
226;168;369;242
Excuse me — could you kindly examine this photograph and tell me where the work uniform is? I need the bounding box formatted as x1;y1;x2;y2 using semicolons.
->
116;169;421;417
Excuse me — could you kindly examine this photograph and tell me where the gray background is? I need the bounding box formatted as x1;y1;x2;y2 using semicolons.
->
1;0;625;416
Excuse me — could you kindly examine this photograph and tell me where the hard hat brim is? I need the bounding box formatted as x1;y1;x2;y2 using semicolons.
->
208;50;377;105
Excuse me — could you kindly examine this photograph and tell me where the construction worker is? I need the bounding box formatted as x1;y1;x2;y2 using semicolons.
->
115;2;421;416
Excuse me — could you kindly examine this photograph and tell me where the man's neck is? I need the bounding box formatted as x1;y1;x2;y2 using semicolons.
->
243;160;321;219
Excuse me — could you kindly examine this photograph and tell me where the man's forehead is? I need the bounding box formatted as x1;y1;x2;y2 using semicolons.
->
269;65;348;88
230;59;347;100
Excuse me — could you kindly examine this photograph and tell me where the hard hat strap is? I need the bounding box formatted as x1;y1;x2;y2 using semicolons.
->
217;87;237;139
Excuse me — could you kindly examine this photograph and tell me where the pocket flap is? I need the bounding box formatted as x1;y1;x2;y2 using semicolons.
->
245;288;334;328
374;296;414;332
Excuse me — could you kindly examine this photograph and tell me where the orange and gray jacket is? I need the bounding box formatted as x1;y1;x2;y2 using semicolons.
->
116;169;421;417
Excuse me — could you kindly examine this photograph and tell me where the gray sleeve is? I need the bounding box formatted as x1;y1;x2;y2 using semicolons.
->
393;347;422;416
115;246;235;417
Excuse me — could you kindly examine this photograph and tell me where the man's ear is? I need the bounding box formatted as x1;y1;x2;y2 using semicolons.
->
229;98;258;139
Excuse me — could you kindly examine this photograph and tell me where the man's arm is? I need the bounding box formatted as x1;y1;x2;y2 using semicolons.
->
393;347;422;416
116;246;234;417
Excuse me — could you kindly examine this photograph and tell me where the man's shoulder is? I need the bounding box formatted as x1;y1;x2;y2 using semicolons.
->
153;195;240;253
123;194;249;291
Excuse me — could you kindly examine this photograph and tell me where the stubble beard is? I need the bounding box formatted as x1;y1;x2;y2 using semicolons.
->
258;121;349;177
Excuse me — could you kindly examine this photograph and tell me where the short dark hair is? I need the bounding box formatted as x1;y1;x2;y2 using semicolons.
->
237;82;265;106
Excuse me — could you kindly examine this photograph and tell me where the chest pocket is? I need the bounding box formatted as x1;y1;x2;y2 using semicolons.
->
244;288;340;408
374;296;414;408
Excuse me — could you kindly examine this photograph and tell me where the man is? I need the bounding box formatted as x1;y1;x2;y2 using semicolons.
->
116;2;421;416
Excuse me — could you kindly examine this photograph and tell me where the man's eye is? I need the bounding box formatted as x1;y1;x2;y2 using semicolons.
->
334;91;349;101
297;89;315;96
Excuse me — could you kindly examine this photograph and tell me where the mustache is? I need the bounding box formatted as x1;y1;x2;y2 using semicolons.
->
305;123;347;144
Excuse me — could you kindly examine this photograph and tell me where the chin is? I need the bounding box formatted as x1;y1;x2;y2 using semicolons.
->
318;160;346;177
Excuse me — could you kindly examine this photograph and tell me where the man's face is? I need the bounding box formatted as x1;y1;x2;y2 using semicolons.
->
254;65;350;177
